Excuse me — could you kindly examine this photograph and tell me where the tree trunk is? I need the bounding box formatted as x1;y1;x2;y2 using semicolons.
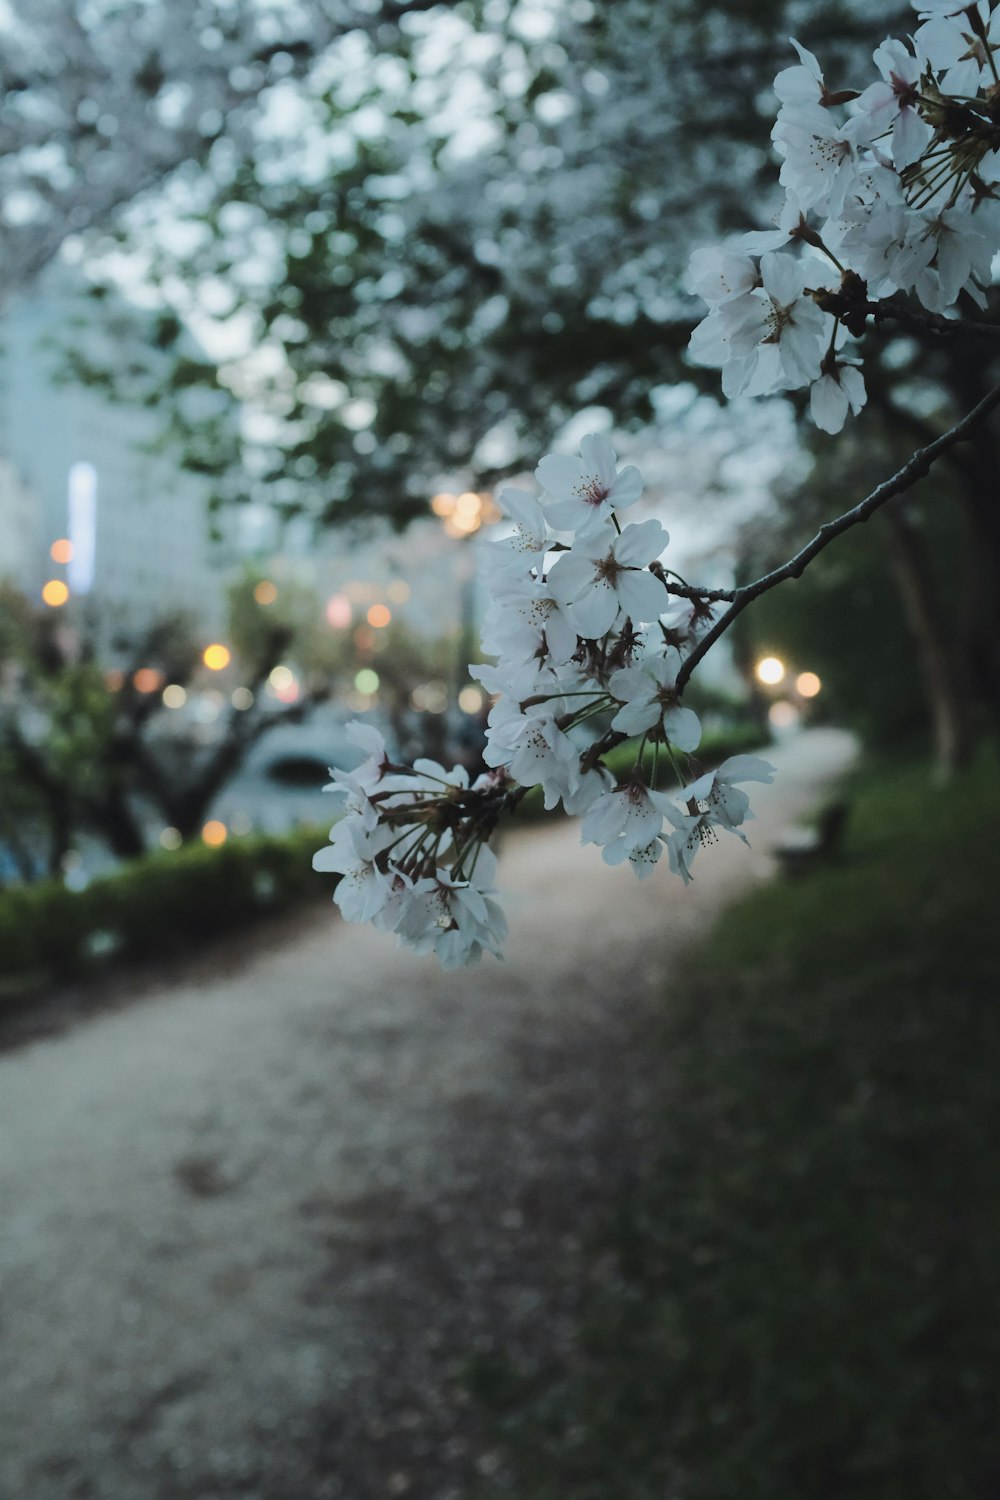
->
884;500;974;778
940;361;1000;723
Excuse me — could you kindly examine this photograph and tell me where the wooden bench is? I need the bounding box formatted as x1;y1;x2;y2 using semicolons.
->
774;799;851;875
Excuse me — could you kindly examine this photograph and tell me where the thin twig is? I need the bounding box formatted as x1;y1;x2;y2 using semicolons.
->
664;582;737;603
675;379;1000;693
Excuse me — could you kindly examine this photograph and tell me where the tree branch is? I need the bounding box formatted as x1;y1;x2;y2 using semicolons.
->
865;300;1000;341
675;379;1000;693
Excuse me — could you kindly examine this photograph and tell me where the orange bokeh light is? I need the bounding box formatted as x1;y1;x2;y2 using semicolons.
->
367;603;392;628
202;643;232;671
50;538;73;564
201;820;228;847
133;667;164;694
42;579;70;607
254;580;278;605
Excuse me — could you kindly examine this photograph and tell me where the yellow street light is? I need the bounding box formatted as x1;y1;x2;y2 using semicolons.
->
755;655;786;686
42;579;70;607
203;643;231;671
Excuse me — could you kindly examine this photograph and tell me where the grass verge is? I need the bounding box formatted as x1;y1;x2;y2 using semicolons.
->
476;748;1000;1500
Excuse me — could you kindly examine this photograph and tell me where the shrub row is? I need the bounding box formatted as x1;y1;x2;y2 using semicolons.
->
0;825;334;993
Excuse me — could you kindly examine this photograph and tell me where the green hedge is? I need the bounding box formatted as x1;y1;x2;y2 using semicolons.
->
0;825;334;993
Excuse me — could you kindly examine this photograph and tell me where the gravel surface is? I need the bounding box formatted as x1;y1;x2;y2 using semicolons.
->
0;729;855;1500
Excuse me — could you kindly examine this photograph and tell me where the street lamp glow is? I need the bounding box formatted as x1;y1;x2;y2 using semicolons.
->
796;671;821;698
203;643;231;671
769;700;799;730
133;667;163;694
42;579;70;607
756;655;786;686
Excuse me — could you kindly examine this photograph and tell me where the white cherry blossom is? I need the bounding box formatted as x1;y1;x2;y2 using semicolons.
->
312;821;397;924
608;648;703;751
719;251;828;389
547;518;669;638
810;360;868;433
772;102;863;217
535;432;643;532
581;780;675;867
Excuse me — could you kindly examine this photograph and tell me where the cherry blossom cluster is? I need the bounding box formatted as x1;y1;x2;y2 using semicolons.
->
314;435;774;965
689;0;1000;431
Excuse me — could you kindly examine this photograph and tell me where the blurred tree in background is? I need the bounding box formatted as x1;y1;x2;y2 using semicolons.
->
0;576;331;877
2;0;997;780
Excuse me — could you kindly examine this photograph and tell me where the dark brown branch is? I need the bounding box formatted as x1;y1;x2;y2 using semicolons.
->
675;378;1000;693
865;300;1000;341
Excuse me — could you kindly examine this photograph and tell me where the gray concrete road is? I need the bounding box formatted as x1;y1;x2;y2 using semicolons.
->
0;729;855;1500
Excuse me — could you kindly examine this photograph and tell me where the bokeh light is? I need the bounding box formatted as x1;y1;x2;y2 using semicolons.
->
411;681;448;713
253;579;278;605
458;685;484;714
756;655;786;686
354;668;380;694
201;820;228;847
231;686;254;710
203;643;231;671
42;579;70;607
367;603;391;628
50;538;73;564
268;665;295;692
768;700;799;730
796;671;822;698
162;683;187;709
133;667;163;694
159;827;182;850
325;594;352;628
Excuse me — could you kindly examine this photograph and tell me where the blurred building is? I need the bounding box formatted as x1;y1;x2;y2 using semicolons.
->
0;268;233;661
0;457;42;598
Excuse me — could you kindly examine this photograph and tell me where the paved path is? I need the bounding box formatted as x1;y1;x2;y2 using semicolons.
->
0;730;855;1500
